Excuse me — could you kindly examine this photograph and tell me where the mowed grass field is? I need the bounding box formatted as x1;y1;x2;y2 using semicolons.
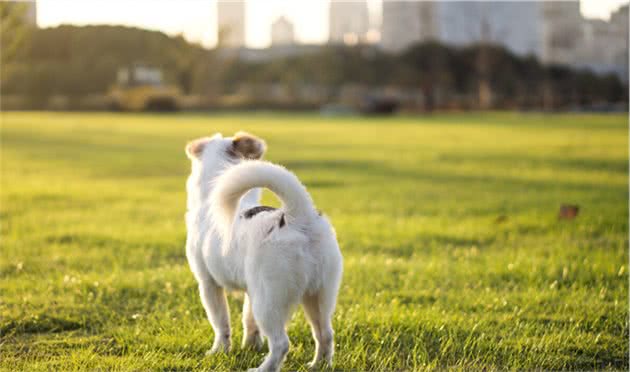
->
0;111;628;371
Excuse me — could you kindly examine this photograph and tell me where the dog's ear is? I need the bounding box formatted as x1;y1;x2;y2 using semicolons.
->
229;132;266;160
185;138;206;159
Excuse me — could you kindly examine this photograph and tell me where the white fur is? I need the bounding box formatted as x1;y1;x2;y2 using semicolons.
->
185;133;343;372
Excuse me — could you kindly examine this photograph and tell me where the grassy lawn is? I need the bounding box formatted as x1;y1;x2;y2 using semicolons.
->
1;111;628;371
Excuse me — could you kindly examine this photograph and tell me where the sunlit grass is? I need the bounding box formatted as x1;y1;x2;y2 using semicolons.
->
1;111;627;370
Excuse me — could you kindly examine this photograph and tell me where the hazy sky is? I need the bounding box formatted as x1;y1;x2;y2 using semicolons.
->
35;0;629;49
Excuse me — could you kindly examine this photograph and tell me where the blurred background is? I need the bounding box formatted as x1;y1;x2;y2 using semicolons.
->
1;0;628;113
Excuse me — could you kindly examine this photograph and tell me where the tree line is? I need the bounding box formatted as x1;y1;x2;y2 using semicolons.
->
1;24;626;110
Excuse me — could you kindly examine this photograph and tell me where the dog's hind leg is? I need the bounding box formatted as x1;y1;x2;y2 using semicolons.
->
248;292;295;372
303;290;336;369
242;293;264;350
198;275;232;354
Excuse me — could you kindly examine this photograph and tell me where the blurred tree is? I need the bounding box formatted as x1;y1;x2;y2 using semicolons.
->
2;25;220;105
0;3;33;61
400;42;456;111
0;2;34;85
2;23;625;110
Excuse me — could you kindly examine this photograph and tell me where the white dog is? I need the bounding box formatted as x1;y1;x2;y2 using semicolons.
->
185;132;343;372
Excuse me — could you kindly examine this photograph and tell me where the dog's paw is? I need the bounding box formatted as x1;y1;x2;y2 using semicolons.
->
206;337;231;355
242;332;264;351
307;359;332;371
205;345;227;356
204;347;221;356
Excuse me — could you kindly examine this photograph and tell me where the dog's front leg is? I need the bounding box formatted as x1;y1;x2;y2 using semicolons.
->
198;278;232;354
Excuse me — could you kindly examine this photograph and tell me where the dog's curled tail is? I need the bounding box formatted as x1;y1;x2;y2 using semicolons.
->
210;160;316;237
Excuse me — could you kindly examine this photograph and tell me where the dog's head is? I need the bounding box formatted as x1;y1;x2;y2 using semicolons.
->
186;131;266;173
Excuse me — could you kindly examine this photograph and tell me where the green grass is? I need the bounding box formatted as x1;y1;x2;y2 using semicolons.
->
1;111;628;371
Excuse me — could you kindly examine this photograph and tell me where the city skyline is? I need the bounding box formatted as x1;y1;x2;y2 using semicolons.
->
34;0;630;49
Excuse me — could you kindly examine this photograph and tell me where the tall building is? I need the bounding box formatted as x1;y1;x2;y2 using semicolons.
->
329;1;369;44
217;1;245;47
540;1;583;64
381;2;423;51
381;1;544;56
271;16;295;46
440;2;543;56
380;1;627;79
610;4;629;81
578;4;629;80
